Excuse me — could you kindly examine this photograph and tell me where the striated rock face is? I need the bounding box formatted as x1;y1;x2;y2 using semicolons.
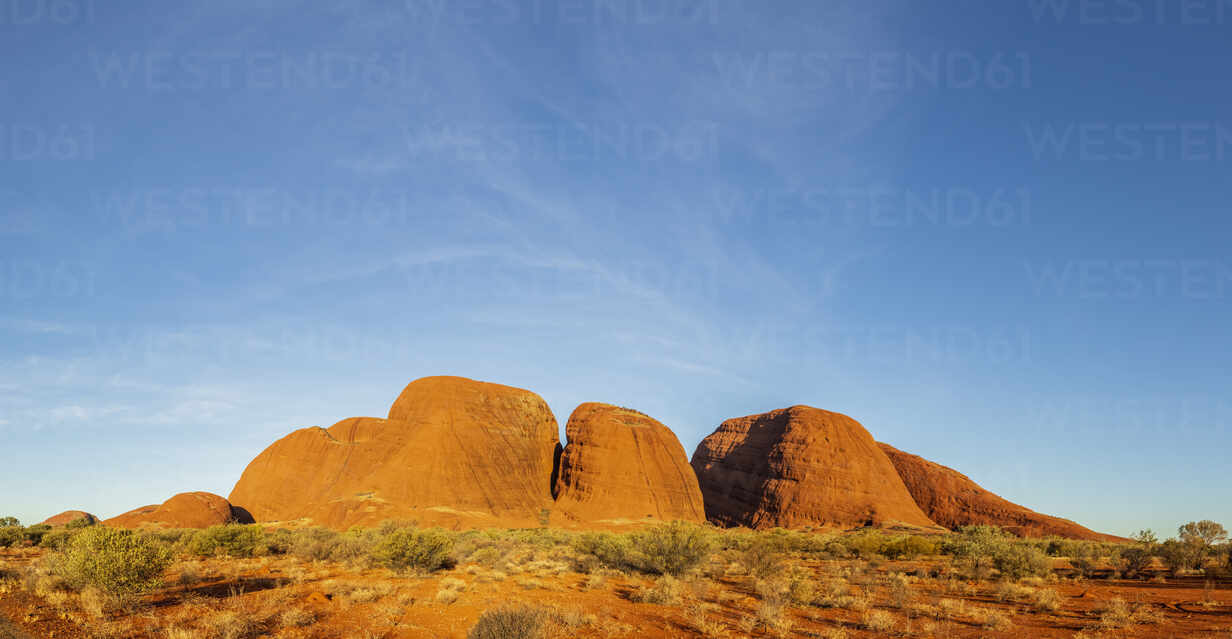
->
878;443;1122;541
553;403;704;524
105;492;249;529
228;376;560;529
691;406;937;530
41;511;98;527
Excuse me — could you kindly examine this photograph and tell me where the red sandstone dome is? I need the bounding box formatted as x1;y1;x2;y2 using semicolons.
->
40;510;98;527
878;442;1123;541
104;492;249;529
691;405;938;530
553;403;705;525
229;376;560;529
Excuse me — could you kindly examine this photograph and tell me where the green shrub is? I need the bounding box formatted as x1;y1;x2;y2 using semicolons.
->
628;521;714;576
1068;541;1102;578
20;524;52;547
65;517;95;530
993;542;1051;579
54;526;173;596
0;526;24;547
145;528;197;547
329;527;382;564
844;531;889;559
467;604;549;639
0;516;19;528
1119;543;1155;578
39;527;80;551
952;526;1011;580
881;535;941;560
736;536;783;578
370;528;453;574
572;522;713;576
288;527;342;560
188;524;266;557
572;531;635;571
260;528;294;555
1159;539;1202;574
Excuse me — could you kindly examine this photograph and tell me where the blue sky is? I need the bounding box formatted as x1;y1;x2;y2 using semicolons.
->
1;0;1228;537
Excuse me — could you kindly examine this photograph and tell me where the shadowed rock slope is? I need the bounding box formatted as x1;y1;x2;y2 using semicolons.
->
691;406;938;530
229;376;561;529
878;442;1122;541
553;403;704;525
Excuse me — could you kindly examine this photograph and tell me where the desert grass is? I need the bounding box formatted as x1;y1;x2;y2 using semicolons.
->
861;609;897;632
280;606;316;627
970;605;1014;630
632;575;682;605
435;576;467;604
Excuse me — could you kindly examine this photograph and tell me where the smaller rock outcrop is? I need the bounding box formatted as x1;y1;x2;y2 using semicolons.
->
105;492;251;529
229;376;561;529
553;403;705;524
41;511;98;527
691;406;938;530
878;443;1122;541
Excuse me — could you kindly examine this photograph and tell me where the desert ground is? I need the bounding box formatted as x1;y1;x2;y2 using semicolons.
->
0;522;1229;639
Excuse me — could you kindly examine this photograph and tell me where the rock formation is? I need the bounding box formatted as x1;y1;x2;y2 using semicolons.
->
553;403;704;524
691;406;937;530
878;443;1121;541
104;492;250;529
228;376;560;529
40;510;98;527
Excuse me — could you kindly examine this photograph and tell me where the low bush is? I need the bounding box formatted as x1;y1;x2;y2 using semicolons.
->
0;526;23;548
259;527;294;555
39;528;80;551
573;522;713;576
949;526;1049;580
572;531;634;571
628;521;714;576
1159;539;1202;574
467;604;550;639
632;575;683;605
370;528;453;574
843;531;888;559
737;536;784;578
288;527;342;560
329;526;382;564
188;524;265;557
54;526;173;596
881;535;940;560
21;524;52;546
951;526;1008;580
993;542;1051;580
